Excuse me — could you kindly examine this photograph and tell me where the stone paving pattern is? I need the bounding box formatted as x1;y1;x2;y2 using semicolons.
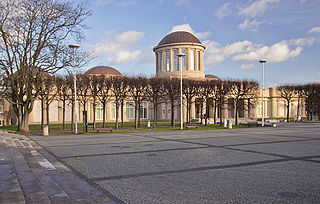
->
0;130;120;204
27;122;320;204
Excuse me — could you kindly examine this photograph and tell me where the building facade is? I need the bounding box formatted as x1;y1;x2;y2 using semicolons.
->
0;31;305;126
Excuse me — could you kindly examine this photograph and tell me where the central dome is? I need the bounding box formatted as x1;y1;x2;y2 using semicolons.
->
157;31;201;46
84;66;122;76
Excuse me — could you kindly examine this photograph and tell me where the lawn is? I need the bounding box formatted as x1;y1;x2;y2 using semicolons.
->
0;121;250;136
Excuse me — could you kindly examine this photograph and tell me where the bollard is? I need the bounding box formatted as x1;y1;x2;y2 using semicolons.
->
147;120;150;128
43;125;49;136
227;120;232;129
224;119;227;128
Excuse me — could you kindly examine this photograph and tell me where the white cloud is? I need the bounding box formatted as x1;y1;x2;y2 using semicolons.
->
204;37;314;68
318;72;320;76
204;40;253;65
238;19;262;31
138;54;154;64
90;30;144;65
170;24;211;39
241;64;255;70
238;0;281;18
215;3;232;19
108;50;141;65
308;26;320;33
95;0;136;7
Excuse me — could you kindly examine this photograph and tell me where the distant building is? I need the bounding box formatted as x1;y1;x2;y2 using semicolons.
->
0;31;305;126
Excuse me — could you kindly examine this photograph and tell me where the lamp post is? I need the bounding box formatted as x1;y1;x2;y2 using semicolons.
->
177;53;186;130
69;44;80;134
259;60;266;127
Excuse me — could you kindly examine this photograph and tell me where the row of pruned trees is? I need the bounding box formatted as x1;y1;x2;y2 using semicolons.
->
278;83;320;121
37;74;259;130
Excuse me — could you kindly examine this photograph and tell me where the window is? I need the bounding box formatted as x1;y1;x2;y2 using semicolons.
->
166;50;170;72
182;49;187;70
139;102;148;119
189;50;194;71
110;102;116;119
198;51;201;70
125;102;134;119
173;49;178;71
257;101;263;117
160;51;164;72
0;100;3;113
95;101;103;120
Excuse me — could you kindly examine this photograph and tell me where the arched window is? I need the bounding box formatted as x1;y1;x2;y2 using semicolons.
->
160;51;164;72
189;50;194;71
166;50;170;72
182;49;187;70
173;49;178;71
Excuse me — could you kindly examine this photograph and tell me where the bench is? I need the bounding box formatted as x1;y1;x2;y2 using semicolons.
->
184;124;199;129
95;127;113;133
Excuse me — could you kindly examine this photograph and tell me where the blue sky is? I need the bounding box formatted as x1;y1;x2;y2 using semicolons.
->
79;0;320;87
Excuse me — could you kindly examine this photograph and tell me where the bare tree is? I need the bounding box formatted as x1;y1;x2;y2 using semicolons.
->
145;77;165;127
38;75;57;129
199;80;219;126
56;75;71;130
88;75;99;130
183;79;199;124
110;76;127;130
229;80;258;125
304;83;320;120
278;85;297;122
216;80;232;125
96;75;111;128
127;76;147;129
163;78;180;127
0;0;90;132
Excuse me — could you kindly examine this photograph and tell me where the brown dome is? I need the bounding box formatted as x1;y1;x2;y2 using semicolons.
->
158;31;201;46
205;74;221;81
84;66;122;76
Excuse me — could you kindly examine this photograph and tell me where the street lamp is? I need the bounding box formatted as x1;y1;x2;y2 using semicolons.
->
69;44;80;134
259;60;266;127
177;53;186;130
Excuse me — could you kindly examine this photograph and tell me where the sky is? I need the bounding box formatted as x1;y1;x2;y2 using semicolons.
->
77;0;320;87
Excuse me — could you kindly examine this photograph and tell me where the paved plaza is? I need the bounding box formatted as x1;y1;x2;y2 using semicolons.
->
26;122;320;204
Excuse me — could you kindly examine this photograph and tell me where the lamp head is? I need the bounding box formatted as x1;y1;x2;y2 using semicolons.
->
259;60;267;63
68;44;80;49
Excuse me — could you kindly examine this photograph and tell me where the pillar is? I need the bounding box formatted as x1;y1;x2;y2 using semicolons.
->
195;49;199;71
223;101;228;119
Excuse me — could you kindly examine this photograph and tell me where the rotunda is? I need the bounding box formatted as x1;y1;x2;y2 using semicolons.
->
153;31;206;79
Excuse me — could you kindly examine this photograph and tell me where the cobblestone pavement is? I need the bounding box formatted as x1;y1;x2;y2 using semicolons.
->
0;131;121;204
29;122;320;204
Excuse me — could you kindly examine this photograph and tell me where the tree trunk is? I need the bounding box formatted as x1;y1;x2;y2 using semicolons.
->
134;104;138;129
115;103;119;130
171;101;175;127
102;102;106;128
138;102;141;127
41;99;44;129
121;100;124;128
93;99;96;130
213;100;216;124
286;101;290;122
46;101;50;128
62;100;66;130
296;98;300;118
235;105;238;125
205;102;209;126
71;103;74;131
200;102;203;124
153;101;157;127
